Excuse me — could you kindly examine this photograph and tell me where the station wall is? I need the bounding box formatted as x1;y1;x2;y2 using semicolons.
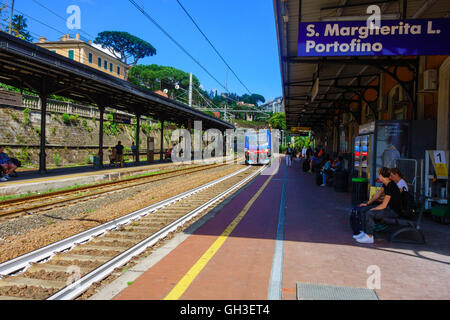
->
0;106;172;168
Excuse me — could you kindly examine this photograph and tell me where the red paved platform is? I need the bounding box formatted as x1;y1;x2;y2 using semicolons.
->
114;158;450;300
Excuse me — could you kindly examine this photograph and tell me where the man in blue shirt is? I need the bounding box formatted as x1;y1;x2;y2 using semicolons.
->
0;146;17;182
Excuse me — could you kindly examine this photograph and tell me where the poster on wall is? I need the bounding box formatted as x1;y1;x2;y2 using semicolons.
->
375;121;409;181
298;19;450;57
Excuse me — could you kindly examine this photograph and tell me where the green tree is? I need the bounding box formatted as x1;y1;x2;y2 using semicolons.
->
94;31;156;66
268;113;286;130
129;64;200;92
240;94;266;106
8;14;33;42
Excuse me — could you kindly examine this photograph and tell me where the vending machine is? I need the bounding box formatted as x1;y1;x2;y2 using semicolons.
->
353;122;376;184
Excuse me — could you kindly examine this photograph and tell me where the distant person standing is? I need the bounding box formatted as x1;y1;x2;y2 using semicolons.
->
286;144;293;168
302;146;307;159
131;142;137;162
115;141;125;168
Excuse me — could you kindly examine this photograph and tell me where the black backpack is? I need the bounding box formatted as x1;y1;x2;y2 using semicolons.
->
399;188;416;219
302;159;310;172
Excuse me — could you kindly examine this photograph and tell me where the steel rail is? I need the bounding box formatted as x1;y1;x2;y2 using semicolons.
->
0;165;253;278
0;163;227;217
47;165;266;300
0;163;218;206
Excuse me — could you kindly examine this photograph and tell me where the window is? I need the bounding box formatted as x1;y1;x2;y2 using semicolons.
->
104;60;108;70
98;57;102;67
88;53;93;64
117;66;121;75
68;50;74;60
110;63;113;72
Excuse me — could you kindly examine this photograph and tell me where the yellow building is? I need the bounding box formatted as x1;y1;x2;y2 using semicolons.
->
36;33;128;81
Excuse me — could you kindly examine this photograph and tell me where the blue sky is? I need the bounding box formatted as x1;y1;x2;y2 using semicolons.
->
7;0;282;102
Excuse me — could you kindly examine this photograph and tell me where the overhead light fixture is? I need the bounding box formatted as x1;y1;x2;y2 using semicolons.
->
321;14;400;21
280;0;288;23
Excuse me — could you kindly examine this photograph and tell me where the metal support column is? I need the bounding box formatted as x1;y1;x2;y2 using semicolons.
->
187;120;193;160
135;114;141;164
39;94;48;174
160;119;165;162
98;106;105;168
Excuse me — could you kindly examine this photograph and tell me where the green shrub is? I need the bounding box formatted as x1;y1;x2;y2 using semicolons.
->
23;108;31;126
82;119;93;133
53;153;61;167
16;147;31;165
69;114;79;125
61;113;70;124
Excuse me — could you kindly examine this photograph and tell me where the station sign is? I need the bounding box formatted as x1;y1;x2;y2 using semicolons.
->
290;127;311;135
113;113;132;125
0;90;22;107
298;19;450;57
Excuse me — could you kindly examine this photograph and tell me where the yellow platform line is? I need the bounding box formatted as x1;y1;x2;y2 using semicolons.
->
164;171;275;300
1;164;173;186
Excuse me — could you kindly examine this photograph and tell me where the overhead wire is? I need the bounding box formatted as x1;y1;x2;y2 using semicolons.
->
175;0;252;95
127;0;230;94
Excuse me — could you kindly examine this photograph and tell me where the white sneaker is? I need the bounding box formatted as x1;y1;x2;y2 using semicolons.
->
357;234;374;244
352;232;365;240
0;177;7;182
320;184;326;187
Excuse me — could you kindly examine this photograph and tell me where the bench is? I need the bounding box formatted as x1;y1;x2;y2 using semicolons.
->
376;196;426;244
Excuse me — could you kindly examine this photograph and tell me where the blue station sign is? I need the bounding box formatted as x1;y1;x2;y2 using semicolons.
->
298;19;450;57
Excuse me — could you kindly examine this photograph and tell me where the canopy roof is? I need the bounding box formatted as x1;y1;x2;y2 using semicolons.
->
0;31;233;131
274;0;450;131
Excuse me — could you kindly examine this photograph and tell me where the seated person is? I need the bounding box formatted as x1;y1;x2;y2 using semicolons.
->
331;156;345;172
109;147;118;166
0;146;17;182
354;167;402;244
390;168;409;192
320;154;332;187
310;152;322;173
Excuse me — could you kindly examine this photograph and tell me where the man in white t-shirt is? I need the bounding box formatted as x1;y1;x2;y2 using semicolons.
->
302;147;307;158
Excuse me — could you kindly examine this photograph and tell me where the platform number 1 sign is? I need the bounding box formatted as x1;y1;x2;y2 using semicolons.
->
434;151;448;179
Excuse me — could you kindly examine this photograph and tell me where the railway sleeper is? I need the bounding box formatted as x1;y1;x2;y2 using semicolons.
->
52;254;111;263
0;277;66;290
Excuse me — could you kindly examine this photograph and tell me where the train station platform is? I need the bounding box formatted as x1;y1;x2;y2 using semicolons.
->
0;160;176;197
92;157;450;300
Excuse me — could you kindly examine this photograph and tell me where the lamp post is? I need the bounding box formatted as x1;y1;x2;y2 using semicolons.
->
8;0;15;35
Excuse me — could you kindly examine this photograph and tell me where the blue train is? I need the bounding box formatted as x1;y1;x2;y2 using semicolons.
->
245;129;272;165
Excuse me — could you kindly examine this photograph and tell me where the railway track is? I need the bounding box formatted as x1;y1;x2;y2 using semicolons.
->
0;163;227;219
0;165;265;300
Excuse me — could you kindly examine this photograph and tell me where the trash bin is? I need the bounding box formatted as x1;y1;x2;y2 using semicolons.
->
93;156;101;169
351;177;369;206
334;170;348;192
